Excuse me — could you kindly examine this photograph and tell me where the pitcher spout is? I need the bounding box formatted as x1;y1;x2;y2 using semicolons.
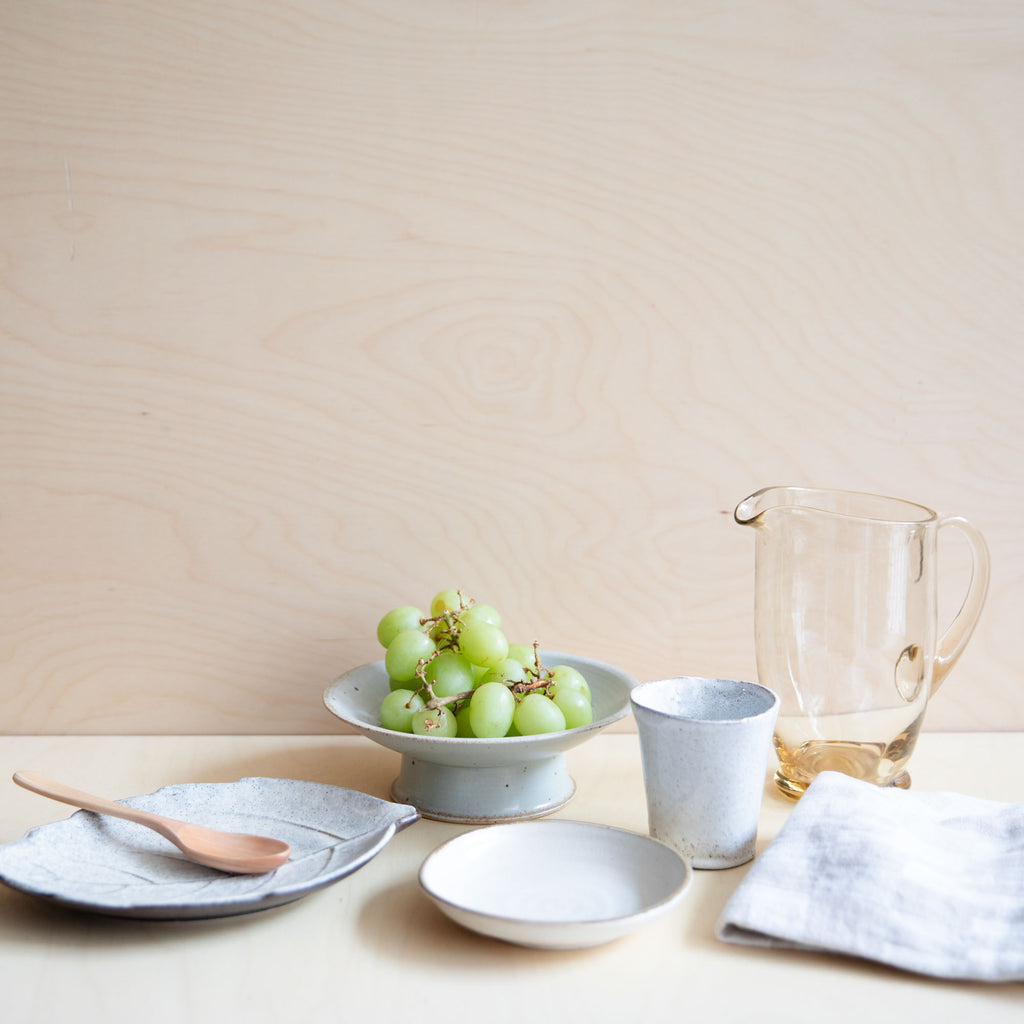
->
734;486;808;526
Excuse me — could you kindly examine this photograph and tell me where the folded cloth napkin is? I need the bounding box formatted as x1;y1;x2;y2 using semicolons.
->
716;770;1024;981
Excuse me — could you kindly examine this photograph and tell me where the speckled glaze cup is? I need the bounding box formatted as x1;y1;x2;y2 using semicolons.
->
631;677;779;869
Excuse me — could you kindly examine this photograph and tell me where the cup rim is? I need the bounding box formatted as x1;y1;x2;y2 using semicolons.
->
629;676;779;724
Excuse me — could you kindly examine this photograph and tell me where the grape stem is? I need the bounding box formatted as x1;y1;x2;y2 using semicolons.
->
410;645;553;712
416;673;553;712
402;628;554;714
417;592;474;650
419;688;475;711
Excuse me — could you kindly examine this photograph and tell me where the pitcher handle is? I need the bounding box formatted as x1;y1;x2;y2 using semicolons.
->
932;515;991;694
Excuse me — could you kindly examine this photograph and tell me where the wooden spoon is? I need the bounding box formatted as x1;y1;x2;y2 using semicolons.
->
13;770;291;875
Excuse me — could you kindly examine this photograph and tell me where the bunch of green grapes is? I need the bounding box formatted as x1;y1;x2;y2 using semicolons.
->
375;589;593;739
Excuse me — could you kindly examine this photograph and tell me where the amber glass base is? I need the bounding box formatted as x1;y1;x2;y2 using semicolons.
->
773;768;911;800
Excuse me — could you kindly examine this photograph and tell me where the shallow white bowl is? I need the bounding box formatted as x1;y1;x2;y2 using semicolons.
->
419;820;692;949
323;651;635;823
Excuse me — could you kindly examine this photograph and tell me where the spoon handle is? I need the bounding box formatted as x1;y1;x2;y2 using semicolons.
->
13;770;180;839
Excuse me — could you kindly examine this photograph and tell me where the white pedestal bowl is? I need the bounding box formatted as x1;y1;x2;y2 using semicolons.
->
323;651;635;823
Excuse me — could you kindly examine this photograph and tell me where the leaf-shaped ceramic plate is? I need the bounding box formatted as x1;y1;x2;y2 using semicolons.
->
0;777;418;919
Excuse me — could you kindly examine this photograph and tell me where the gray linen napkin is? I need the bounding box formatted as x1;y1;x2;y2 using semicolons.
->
716;770;1024;981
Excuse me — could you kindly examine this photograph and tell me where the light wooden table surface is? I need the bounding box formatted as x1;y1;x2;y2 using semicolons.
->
0;732;1021;1022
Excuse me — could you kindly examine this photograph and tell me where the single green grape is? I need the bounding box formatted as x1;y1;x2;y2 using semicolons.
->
379;689;425;732
462;603;501;627
412;706;458;737
455;703;476;737
458;621;509;668
384;629;436;682
425;650;475;697
430;589;464;618
506;643;538;669
376;606;424;648
552;688;593;729
513;693;567;735
477;658;527;687
469;681;516;738
550;664;591;701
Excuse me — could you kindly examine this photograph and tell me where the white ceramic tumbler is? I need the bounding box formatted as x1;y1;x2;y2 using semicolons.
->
630;677;779;869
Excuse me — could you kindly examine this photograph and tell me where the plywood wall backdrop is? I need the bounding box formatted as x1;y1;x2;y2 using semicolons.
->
2;0;1022;735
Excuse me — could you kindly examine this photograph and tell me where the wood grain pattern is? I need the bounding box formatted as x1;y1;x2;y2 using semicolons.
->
1;1;1021;733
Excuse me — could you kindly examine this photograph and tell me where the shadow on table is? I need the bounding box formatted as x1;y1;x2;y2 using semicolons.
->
0;878;312;948
356;877;612;967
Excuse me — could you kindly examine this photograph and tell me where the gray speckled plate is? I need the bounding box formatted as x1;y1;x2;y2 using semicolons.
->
0;777;419;919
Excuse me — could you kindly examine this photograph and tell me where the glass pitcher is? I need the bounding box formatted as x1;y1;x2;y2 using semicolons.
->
735;486;990;798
